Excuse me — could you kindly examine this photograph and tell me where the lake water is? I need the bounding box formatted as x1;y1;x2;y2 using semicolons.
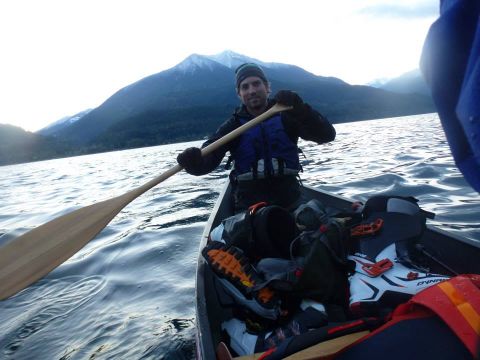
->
0;113;479;359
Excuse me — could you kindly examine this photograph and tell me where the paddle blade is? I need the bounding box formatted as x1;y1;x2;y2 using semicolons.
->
0;193;132;300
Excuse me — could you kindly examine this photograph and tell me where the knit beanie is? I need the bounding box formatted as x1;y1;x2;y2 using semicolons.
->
235;63;268;89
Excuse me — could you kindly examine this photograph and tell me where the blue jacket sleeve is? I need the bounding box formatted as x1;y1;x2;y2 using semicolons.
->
420;0;480;192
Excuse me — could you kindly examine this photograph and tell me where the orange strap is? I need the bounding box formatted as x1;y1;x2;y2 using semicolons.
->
350;218;384;237
438;281;480;336
412;274;480;356
354;257;394;277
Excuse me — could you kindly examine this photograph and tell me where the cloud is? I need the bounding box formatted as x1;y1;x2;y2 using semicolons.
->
358;2;439;19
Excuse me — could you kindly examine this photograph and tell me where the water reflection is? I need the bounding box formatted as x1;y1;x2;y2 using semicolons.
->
0;114;479;359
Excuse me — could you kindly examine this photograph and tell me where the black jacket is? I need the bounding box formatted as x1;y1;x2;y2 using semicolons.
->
191;99;336;175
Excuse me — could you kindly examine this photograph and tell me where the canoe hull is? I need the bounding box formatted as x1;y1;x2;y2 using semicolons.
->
195;183;480;359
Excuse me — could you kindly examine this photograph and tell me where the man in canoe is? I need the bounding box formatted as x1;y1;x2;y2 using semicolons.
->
177;63;336;211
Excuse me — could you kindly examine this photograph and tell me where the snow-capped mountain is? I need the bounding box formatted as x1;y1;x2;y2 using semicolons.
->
174;54;222;74
206;50;287;70
40;51;434;149
173;50;288;76
37;109;92;137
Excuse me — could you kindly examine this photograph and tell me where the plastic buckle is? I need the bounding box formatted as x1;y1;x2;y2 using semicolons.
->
350;218;384;237
362;258;393;277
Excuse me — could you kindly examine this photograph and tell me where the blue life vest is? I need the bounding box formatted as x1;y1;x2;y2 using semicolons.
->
231;114;301;181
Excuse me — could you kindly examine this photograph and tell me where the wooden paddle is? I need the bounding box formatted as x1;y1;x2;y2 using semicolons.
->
0;103;291;301
231;331;369;360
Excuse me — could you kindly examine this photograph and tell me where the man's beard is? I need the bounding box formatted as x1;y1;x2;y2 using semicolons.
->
248;96;265;109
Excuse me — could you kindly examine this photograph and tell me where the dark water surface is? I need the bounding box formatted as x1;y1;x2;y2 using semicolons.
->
0;113;479;359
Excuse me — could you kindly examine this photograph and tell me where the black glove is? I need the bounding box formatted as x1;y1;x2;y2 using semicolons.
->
177;147;203;174
274;90;306;116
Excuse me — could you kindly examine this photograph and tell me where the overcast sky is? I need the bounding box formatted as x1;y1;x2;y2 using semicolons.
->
0;0;438;132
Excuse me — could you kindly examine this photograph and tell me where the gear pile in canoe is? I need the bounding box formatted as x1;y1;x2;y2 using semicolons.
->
195;183;480;359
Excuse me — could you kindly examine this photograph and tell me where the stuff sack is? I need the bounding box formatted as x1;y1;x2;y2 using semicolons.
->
293;199;331;231
212;202;297;260
288;221;351;306
252;220;351;306
256;199;351;305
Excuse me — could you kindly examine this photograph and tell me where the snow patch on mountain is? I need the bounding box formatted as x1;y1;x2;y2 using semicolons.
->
207;50;259;69
173;50;289;74
207;50;288;70
366;77;391;88
38;109;91;135
174;54;220;74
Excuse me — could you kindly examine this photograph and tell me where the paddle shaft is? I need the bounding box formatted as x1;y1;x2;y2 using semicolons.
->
0;103;291;300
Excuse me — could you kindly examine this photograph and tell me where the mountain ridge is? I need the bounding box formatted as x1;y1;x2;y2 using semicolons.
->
0;123;72;165
371;68;430;96
1;50;435;166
